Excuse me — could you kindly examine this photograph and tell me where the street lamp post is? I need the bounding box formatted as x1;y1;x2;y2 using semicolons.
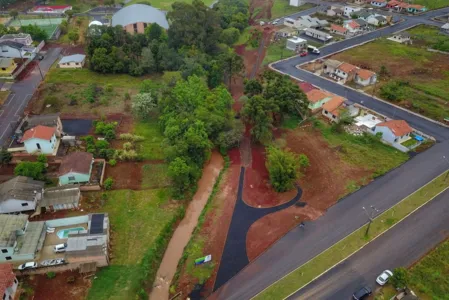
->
363;205;379;237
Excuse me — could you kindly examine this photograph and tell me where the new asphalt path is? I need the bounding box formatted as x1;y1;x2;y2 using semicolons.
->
288;188;449;299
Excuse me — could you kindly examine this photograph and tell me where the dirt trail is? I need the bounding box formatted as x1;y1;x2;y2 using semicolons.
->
149;152;224;300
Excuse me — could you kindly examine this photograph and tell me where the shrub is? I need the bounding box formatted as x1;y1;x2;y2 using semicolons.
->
390;267;409;289
94;121;117;140
0;148;12;165
266;146;299;192
37;154;47;164
14;162;46;180
46;272;56;279
119;133;145;142
95;139;110;150
84;83;97;103
108;159;117;166
104;177;114;190
298;154;309;169
123;142;133;151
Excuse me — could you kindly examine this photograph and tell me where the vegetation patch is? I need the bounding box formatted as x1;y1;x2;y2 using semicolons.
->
141;164;171;189
263;40;296;66
270;1;315;19
133;119;165;160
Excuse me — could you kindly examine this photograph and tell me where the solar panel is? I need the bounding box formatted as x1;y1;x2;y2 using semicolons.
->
90;214;104;234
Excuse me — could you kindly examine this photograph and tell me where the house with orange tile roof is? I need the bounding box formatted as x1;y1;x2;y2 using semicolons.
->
333;62;358;82
407;4;426;13
305;89;334;111
344;20;361;33
330;24;349;36
0;264;18;300
20;125;58;155
355;68;377;86
373;120;413;145
322;97;360;122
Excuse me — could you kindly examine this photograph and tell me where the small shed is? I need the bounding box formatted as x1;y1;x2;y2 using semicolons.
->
58;54;86;69
40;185;81;212
286;37;307;52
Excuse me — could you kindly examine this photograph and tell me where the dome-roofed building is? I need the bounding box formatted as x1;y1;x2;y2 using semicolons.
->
89;20;103;27
111;4;168;35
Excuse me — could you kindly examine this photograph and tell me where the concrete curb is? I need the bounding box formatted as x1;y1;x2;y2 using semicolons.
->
251;168;449;300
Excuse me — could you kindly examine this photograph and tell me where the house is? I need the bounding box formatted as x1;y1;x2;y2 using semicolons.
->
59;152;94;185
40;185;81;212
367;15;387;26
441;23;449;34
344;6;362;17
354;18;370;29
21;125;58;155
322;97;360;122
344;20;361;33
286;15;329;29
0;33;33;46
407;4;426;13
0;41;35;59
355;113;384;131
32;5;72;14
388;31;411;43
386;0;400;9
304;28;333;42
393;2;411;12
111;4;169;34
323;59;343;75
0;176;45;214
0;214;45;262
371;0;387;8
290;0;306;6
354;0;365;5
286;37;307;51
298;82;316;93
0;264;18;300
0;58;17;76
331;24;349;36
355;68;377;86
327;7;344;17
276;27;297;38
15;113;63;140
333;62;358;82
372;120;413;144
356;10;375;20
306;89;334;110
58;54;86;69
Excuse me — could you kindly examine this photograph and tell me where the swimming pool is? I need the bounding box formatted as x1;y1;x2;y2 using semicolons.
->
56;227;86;239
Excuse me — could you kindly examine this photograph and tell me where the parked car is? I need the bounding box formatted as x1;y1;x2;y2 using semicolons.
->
54;243;67;253
376;270;393;285
18;262;38;271
307;45;320;55
272;18;280;25
299;51;308;57
353;286;372;300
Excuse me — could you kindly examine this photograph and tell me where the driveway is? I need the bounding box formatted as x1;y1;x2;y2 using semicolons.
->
0;47;62;146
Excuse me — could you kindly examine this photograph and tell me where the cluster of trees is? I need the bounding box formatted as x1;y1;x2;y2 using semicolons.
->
242;71;309;143
86;0;247;87
159;76;243;197
14;154;47;180
0;23;48;42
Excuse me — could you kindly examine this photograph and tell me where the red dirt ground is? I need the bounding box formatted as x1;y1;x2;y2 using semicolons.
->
21;271;90;300
104;161;144;190
245;126;373;261
249;0;274;23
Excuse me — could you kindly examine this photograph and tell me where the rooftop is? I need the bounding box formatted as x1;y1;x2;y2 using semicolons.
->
59;54;86;64
356;68;376;80
0;176;44;203
0;33;30;40
0;40;25;49
325;59;343;69
23;113;60;131
306;89;333;103
298;82;316;93
322;96;346;116
0;214;28;247
355;113;383;129
338;62;358;73
21;125;56;142
59;152;94;176
112;4;169;29
0;264;15;297
40;185;81;208
0;58;13;68
16;220;45;255
377;120;413;136
331;24;347;33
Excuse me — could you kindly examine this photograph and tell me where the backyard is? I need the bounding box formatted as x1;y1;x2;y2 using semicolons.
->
330;26;449;122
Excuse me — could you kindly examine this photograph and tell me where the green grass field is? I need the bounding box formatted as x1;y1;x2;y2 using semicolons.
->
125;0;215;11
134;119;165;160
255;172;449;300
412;0;449;9
271;1;315;19
87;189;183;300
263;40;295;65
142;164;170;189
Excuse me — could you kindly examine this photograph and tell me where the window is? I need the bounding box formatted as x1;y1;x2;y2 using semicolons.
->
5;256;11;260
324;110;328;114
144;23;147;28
1;249;7;253
394;138;398;142
75;63;79;65
332;115;336;119
68;176;76;181
133;23;138;33
21;203;28;207
14;278;18;284
1;68;5;71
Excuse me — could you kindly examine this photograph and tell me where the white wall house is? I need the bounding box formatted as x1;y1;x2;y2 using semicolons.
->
371;0;387;7
367;15;387;26
344;6;362;17
304;28;333;41
388;32;411;44
0;41;36;59
286;37;307;51
21;125;58;155
0;33;33;46
58;54;86;69
355;69;377;86
289;0;305;6
0;176;45;214
284;16;328;29
372;120;413;144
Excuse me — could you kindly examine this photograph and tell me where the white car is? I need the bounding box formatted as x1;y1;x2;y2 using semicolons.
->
18;262;38;271
376;270;393;285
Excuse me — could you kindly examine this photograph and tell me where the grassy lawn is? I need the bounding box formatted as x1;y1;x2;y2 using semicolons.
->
125;0;215;11
87;189;183;300
142;164;171;189
332;33;449;122
255;172;449;300
263;40;296;65
408;25;449;52
413;0;449;9
271;1;316;19
401;137;419;148
281;114;302;129
317;122;409;177
134;119;165;160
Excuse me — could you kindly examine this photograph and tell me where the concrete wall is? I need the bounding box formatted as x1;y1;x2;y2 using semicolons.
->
45;215;88;228
24;134;56;154
0;198;37;214
124;22;147;34
59;60;85;69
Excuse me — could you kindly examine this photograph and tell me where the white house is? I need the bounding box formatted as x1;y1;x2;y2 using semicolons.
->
330;24;349;36
388;32;412;44
289;0;305;6
0;41;36;59
0;264;19;300
441;23;449;34
333;62;358;83
323;59;343;75
286;37;307;51
367;15;387;26
0;33;33;46
58;54;86;69
372;120;413;144
21;125;58;154
304;28;333;42
0;176;45;214
343;5;362;17
284;15;328;29
371;0;387;7
355;68;377;86
344;20;361;33
322;97;360;123
327;6;344;17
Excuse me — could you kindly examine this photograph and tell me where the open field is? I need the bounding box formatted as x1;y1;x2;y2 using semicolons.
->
255;171;449;299
263;40;295;65
134;119;165;160
59;16;89;44
271;1;315;19
87;189;184;300
331;29;449;122
125;0;215;11
413;0;449;9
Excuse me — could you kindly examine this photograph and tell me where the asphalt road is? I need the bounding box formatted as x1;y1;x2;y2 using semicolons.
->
288;188;449;300
0;47;61;147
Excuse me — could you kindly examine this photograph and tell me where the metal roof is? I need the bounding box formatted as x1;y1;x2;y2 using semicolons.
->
111;4;169;29
59;54;86;64
16;221;45;255
0;176;44;203
0;214;28;247
40;186;81;207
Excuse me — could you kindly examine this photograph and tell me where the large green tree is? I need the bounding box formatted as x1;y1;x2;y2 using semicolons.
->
242;95;277;143
266;146;299;192
14;162;46;180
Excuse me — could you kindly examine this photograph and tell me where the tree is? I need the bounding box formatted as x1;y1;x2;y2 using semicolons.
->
14;162;46;180
68;30;80;44
0;148;12;165
379;65;389;78
219;48;244;87
131;92;157;119
21;24;48;41
104;177;114;190
146;23;163;42
90;48;115;73
141;47;156;73
65;10;74;19
298;154;309;169
217;119;244;153
168;157;200;198
37;154;47;164
242;95;277;143
219;27;240;46
0;0;15;9
76;18;83;27
9;10;20;26
60;20;68;34
266;146;299;192
390;268;409;289
244;79;263;96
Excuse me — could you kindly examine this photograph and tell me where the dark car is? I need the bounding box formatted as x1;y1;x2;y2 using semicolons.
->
353;286;372;300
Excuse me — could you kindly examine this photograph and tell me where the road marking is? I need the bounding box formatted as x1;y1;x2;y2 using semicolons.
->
14;94;33;117
3;93;15;106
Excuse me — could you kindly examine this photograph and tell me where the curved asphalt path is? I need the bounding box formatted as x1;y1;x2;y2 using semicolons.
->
213;167;304;291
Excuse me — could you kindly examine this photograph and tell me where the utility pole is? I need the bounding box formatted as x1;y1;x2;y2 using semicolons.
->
363;205;379;237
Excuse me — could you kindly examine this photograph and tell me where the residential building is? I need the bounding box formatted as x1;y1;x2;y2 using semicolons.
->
0;58;16;76
441;23;449;34
322;98;360;122
276;27;297;38
355;113;384;131
59;152;94;185
0;214;45;262
343;6;362;17
298;82;316;93
21;125;58;155
323;59;343;75
356;10;375;20
386;0;401;9
0;33;33;46
32;5;72;14
285;15;328;29
354;18;370;29
286;36;307;51
407;4;426;13
327;6;344;17
304;28;333;42
111;4;169;34
354;0;365;5
0;41;35;59
0;264;18;300
333;62;358;82
372;120;413;144
344;20;361;33
371;0;387;8
40;186;81;212
58;54;86;69
330;24;349;36
355;68;377;86
15;113;63;139
367;15;387;26
0;177;45;214
306;89;334;110
388;31;411;43
289;0;305;6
